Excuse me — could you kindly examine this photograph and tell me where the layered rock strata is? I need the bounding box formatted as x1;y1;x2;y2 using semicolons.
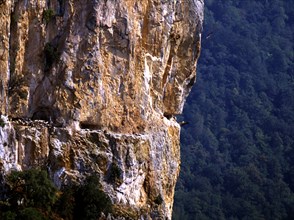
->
0;0;203;219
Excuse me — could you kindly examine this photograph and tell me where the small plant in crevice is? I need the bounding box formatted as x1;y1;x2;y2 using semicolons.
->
44;43;59;71
0;118;5;128
43;8;55;24
18;89;28;100
108;163;122;186
11;13;19;25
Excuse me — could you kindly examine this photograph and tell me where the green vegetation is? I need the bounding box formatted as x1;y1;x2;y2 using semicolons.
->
0;169;57;219
0;170;112;220
108;162;122;186
74;175;112;220
43;9;55;24
18;208;46;220
173;0;294;219
7;169;57;210
0;118;5;128
44;43;59;71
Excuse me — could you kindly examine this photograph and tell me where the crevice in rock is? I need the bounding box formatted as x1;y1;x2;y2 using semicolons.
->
44;42;60;73
106;162;123;187
187;75;196;88
31;107;54;123
162;28;178;89
57;0;65;16
163;113;173;120
162;54;172;89
142;0;151;50
8;6;18;96
86;14;97;32
80;122;100;130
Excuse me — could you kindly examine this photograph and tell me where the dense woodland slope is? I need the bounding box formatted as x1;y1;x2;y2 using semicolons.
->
173;0;294;219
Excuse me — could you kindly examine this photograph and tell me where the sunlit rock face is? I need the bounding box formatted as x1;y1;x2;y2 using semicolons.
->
0;0;203;218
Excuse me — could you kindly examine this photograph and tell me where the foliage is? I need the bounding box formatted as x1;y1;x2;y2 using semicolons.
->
44;43;59;71
54;186;76;220
0;170;113;219
6;169;57;211
0;169;56;219
43;9;55;24
0;118;5;128
54;175;112;220
18;207;46;220
1;211;17;220
108;163;122;186
74;175;112;220
173;0;294;219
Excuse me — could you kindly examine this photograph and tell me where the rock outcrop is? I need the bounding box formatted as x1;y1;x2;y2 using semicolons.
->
0;0;203;219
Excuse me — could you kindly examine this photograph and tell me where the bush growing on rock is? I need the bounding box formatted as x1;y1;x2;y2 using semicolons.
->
74;175;112;220
43;9;55;24
0;170;113;219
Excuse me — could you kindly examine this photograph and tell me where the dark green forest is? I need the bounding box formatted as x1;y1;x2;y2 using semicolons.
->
173;0;294;219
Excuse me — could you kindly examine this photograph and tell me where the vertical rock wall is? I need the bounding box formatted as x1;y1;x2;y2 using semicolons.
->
0;0;203;219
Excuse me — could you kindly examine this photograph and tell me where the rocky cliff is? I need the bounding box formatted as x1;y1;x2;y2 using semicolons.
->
0;0;203;219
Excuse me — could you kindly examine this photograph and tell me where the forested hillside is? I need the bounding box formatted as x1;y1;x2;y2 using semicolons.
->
173;0;294;219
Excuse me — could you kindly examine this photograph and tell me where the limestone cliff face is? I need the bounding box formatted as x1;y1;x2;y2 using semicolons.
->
0;0;203;219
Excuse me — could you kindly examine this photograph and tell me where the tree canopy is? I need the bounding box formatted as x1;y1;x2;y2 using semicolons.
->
173;0;294;219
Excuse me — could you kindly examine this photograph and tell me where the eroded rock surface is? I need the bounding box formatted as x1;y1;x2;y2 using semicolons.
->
0;0;203;218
